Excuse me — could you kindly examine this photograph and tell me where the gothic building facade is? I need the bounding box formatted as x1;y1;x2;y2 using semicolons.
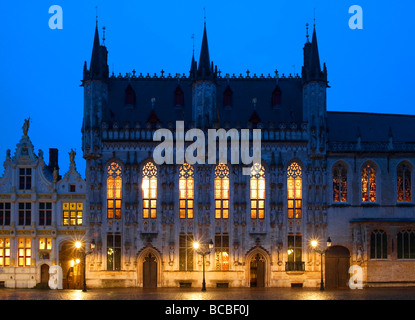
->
0;121;87;288
81;20;414;289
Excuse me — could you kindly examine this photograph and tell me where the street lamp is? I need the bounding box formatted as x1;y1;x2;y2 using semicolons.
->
193;240;213;291
310;237;332;291
74;239;96;292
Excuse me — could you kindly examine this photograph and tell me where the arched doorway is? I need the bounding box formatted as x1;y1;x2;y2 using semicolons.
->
137;247;162;287
143;253;157;288
250;253;265;287
325;245;350;289
40;264;49;286
59;240;81;289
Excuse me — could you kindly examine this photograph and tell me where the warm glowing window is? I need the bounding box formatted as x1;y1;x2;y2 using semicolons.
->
18;238;31;267
0;203;11;226
63;202;83;226
370;230;387;259
142;162;157;219
0;238;11;266
215;164;230;219
287;234;303;271
179;163;194;219
107;162;122;219
215;234;229;271
362;163;376;202
397;163;412;202
287;162;302;219
39;238;52;250
250;163;265;219
333;164;347;202
179;233;194;271
107;233;121;271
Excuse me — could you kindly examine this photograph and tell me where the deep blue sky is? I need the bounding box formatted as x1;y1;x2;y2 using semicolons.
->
0;0;414;177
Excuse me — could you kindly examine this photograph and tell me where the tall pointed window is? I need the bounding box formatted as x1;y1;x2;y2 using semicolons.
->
397;163;412;202
362;163;376;202
107;162;122;219
179;163;194;219
397;230;415;259
287;162;302;219
250;163;265;219
142;162;157;219
370;229;387;259
215;163;230;219
333;163;347;202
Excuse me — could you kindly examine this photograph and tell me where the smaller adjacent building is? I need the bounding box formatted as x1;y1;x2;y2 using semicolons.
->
0;119;86;288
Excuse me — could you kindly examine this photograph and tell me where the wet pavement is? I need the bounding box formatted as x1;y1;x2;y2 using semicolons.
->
1;286;415;300
1;287;413;318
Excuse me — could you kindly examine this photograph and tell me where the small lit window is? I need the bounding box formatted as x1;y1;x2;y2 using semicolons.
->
18;238;31;267
287;162;302;219
142;162;157;219
362;163;376;202
63;202;83;226
0;238;11;266
107;162;122;219
179;163;194;219
215;164;230;219
333;163;347;202
250;163;265;219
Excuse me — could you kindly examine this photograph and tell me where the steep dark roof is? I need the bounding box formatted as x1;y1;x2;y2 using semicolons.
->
103;76;303;129
327;111;415;143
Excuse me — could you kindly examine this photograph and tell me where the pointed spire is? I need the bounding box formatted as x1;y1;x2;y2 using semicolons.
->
85;18;109;81
89;22;101;78
197;20;212;78
310;25;321;76
302;23;326;83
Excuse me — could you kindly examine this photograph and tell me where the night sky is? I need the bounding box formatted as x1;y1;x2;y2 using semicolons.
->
0;0;414;178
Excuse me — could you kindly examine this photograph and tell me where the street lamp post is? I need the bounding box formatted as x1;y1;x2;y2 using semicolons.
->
75;239;95;292
310;237;332;291
193;240;213;291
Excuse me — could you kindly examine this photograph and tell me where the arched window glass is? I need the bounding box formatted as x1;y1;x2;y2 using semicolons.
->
397;163;411;202
397;230;415;259
107;162;122;219
333;163;347;202
179;163;194;219
287;162;302;219
362;163;376;202
250;163;265;219
214;164;230;219
370;229;387;259
142;162;157;219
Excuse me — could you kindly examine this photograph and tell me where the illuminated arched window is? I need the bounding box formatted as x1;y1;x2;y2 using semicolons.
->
107;162;122;219
362;163;376;202
287;162;302;219
397;163;412;202
179;163;194;219
215;164;230;219
250;163;265;219
142;162;157;219
333;163;347;202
